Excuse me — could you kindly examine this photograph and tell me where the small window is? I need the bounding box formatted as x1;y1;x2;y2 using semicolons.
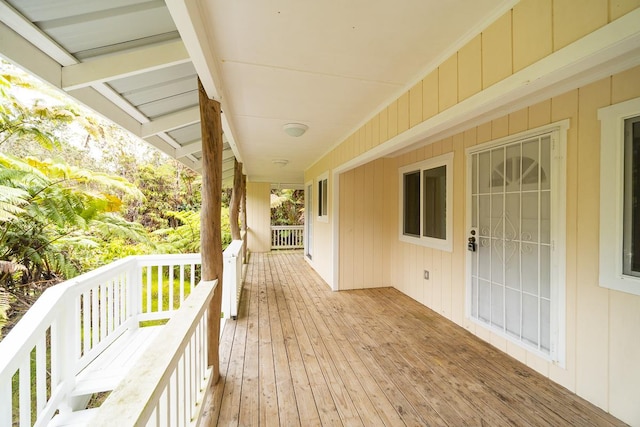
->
317;173;328;222
403;171;420;236
399;153;453;251
598;97;640;296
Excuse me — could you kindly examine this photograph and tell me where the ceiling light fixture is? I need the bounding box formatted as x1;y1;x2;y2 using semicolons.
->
272;159;289;167
283;123;308;137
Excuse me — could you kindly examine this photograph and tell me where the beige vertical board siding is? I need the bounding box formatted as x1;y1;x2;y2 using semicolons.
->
575;79;611;410
612;64;640;102
373;160;384;285
246;182;272;253
432;140;443;157
439;54;458;111
388;102;398;138
431;249;443;313
458;35;482;102
423;246;433;308
482;12;512;89
608;292;640;425
451;133;465;325
422;70;439;121
528;99;552;128
379;109;389;143
302;4;640;423
512;0;552;72
550;89;579;392
492;116;509;139
477;121;492;144
364;121;372;152
397;92;410;134
441;138;453;319
340;171;354;289
608;66;640;426
553;0;608;50
610;0;640;19
363;163;374;288
353;167;365;288
383;158;397;288
508;108;528;135
371;115;380;147
409;81;423;128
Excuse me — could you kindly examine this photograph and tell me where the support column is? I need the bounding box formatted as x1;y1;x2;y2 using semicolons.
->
241;174;247;260
229;159;243;240
198;79;223;381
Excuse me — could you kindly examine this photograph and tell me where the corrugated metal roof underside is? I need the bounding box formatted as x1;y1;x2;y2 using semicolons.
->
4;0;237;186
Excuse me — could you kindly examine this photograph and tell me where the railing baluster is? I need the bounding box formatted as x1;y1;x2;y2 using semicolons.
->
146;266;152;314
179;265;185;304
169;264;175;312
100;283;107;340
36;336;46;413
157;265;163;314
82;292;90;355
114;278;120;330
19;356;31;427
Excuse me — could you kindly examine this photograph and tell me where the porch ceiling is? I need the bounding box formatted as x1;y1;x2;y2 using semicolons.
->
0;0;514;185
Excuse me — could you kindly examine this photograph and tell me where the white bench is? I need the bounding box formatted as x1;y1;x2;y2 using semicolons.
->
49;325;162;426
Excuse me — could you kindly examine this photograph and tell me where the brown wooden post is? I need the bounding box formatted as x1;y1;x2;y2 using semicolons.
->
229;159;243;240
198;79;223;382
241;173;248;260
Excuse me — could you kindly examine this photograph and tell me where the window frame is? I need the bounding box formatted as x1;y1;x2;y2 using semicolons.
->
398;152;453;252
317;172;329;223
599;97;640;296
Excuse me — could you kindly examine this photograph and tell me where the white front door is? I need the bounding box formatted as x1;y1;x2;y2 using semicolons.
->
467;129;565;360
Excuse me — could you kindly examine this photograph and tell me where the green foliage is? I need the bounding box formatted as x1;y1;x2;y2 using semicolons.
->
270;189;304;225
153;208;231;253
0;153;149;289
0;60;230;341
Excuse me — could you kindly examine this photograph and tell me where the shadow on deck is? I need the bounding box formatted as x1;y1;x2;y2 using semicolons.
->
203;251;624;426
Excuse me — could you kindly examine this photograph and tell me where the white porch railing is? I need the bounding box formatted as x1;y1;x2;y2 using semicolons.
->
93;279;216;427
222;237;246;320
271;225;304;249
0;237;246;427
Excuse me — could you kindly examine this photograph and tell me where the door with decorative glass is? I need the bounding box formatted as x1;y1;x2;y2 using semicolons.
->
467;130;563;360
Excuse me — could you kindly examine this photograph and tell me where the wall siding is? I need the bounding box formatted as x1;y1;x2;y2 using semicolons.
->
303;3;640;424
246;182;271;253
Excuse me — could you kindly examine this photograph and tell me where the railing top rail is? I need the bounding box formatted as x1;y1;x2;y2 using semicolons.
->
271;225;304;230
91;279;217;426
224;239;244;257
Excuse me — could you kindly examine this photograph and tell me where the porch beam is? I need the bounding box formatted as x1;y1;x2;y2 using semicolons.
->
241;173;247;259
175;140;203;157
229;159;243;240
141;106;200;138
61;40;190;91
198;78;223;381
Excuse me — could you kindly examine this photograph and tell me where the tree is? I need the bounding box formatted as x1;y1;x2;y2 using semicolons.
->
0;68;149;335
270;189;304;225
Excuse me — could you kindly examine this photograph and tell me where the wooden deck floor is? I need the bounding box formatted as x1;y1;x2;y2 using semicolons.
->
203;251;624;426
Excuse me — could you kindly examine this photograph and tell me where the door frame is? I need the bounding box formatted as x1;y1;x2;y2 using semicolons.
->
305;180;313;260
464;120;568;366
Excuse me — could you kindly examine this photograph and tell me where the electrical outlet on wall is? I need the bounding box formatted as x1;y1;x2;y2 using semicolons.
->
424;270;429;280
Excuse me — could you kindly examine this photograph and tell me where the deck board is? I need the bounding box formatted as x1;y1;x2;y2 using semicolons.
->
203;251;626;426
